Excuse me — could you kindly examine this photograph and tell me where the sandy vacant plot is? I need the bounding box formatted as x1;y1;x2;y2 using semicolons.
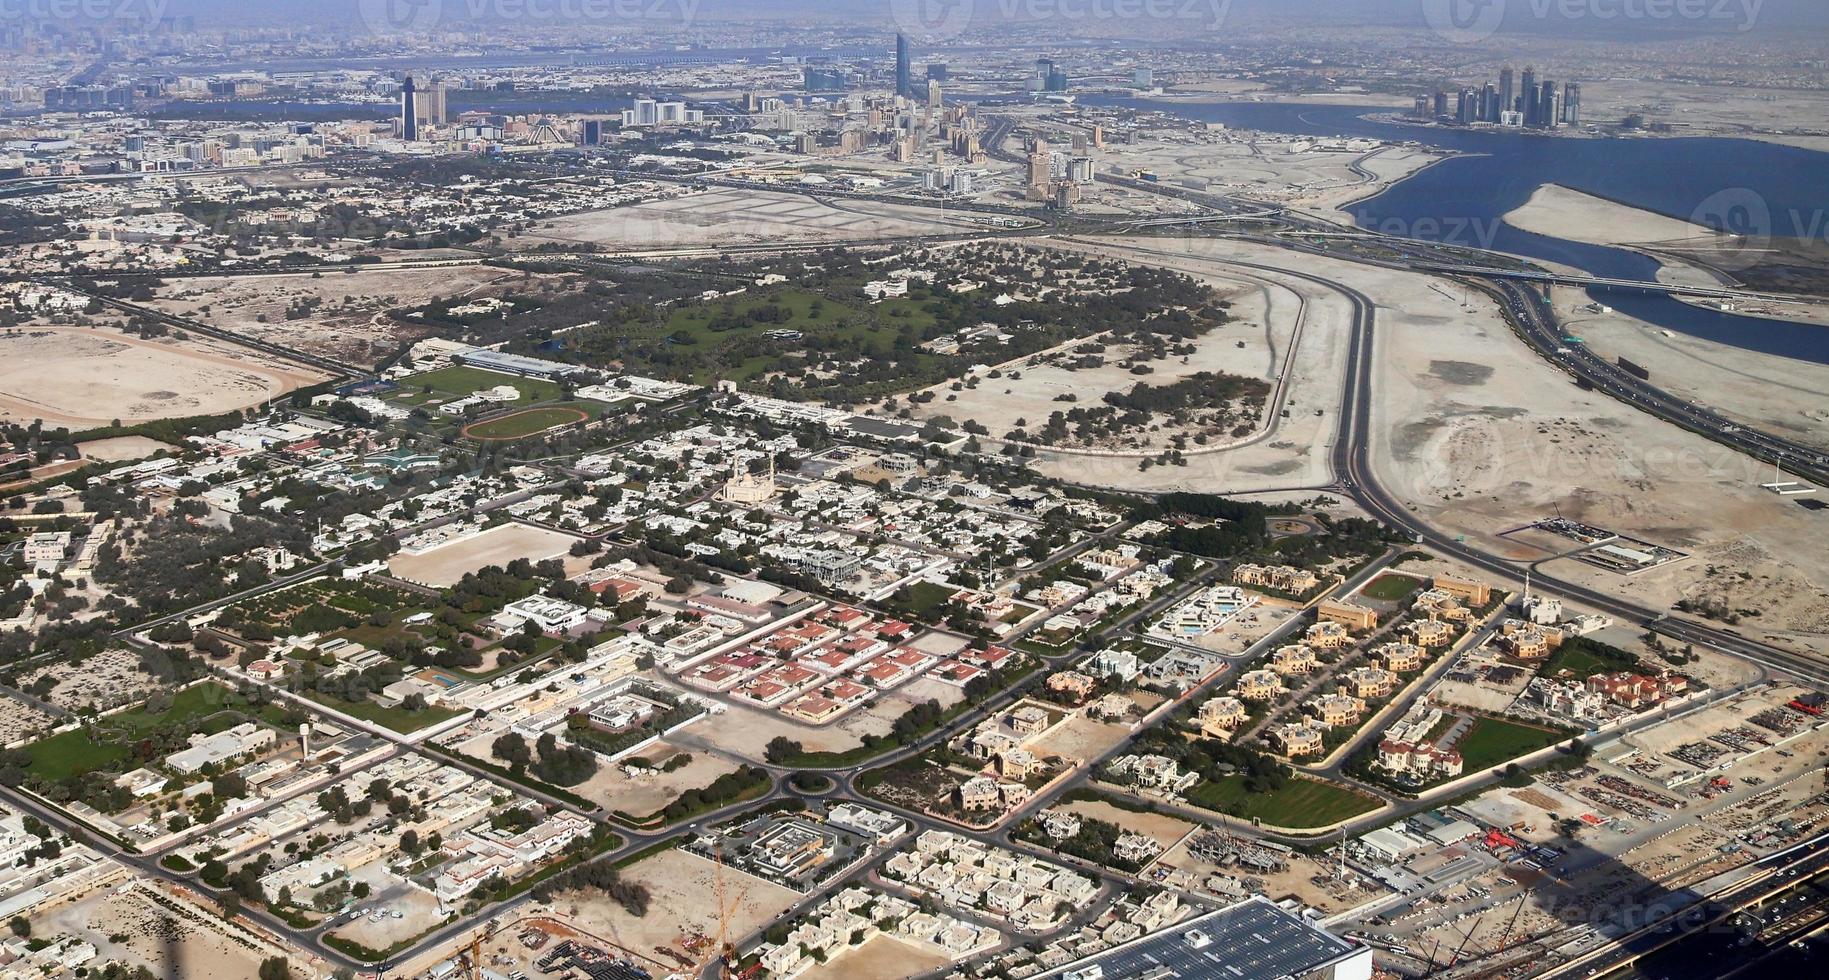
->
1329;236;1829;652
1030;716;1134;764
573;742;740;818
561;848;803;962
1547;285;1829;452
902;276;1274;454
802;936;953;980
1011;236;1356;493
389;523;581;588
0;326;326;429
505;187;975;251
77;435;169;462
149;265;515;366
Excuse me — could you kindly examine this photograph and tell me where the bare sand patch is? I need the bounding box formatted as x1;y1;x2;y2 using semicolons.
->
1335;241;1829;652
1006;236;1355;493
675;699;866;759
1549;286;1829;452
901;276;1274;453
77;435;169;462
1030;716;1134;764
801;935;953;980
148;265;514;366
388;523;580;588
0;326;326;429
44;884;313;980
574;742;740;818
505;187;972;251
557;848;802;963
1503;184;1715;249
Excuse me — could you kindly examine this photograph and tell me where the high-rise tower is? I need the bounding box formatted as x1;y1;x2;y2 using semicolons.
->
400;75;418;141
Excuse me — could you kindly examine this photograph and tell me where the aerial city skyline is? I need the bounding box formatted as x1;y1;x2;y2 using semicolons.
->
0;4;1823;980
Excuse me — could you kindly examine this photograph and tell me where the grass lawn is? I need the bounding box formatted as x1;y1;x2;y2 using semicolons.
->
23;682;254;781
1538;636;1641;680
1185;775;1381;829
1361;572;1427;602
898;580;957;618
1455;716;1571;772
302;691;460;734
664;288;852;344
391;365;565;406
463;405;591;440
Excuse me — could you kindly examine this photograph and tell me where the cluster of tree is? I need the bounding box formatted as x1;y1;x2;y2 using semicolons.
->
529;856;651;916
1017;815;1150;873
1126;727;1290;795
655;765;768;824
492;731;598;787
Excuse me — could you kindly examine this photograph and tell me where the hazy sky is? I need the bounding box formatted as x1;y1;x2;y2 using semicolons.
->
149;0;1829;35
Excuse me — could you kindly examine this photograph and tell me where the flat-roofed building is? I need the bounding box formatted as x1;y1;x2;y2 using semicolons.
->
1317;600;1378;632
1030;896;1374;980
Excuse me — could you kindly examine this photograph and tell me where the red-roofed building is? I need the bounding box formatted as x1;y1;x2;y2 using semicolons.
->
873;619;915;641
959;645;1016;670
930;661;985;687
822;606;875;632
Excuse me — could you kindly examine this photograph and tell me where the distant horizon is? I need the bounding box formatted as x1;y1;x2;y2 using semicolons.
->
94;0;1829;36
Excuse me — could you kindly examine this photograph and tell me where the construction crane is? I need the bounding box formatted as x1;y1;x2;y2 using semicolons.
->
1445;913;1486;970
465;919;499;980
698;843;750;978
1494;893;1529;952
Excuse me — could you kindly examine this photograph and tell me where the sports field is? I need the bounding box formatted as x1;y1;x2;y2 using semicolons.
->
462;406;590;440
392;365;565;405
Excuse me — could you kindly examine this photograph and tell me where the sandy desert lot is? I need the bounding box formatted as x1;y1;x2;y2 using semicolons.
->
1013;236;1355;493
0;325;327;429
1546;287;1829;452
1023;235;1827;652
503;187;979;251
558;848;803;964
801;936;954;980
148;264;517;366
1111;128;1440;216
574;742;742;819
898;274;1277;454
1030;716;1135;764
388;523;581;588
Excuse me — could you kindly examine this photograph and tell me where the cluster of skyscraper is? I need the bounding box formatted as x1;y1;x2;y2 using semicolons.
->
398;75;448;141
1030;58;1070;93
1417;67;1581;130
